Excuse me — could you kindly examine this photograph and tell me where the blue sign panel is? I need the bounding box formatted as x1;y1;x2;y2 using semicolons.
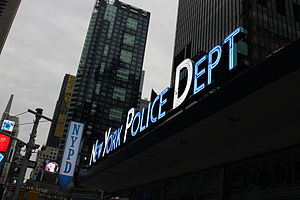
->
58;121;84;190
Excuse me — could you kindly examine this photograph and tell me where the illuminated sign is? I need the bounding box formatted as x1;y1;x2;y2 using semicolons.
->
58;121;84;190
0;134;11;152
45;161;59;174
0;153;4;164
1;120;15;132
54;75;76;137
89;27;247;166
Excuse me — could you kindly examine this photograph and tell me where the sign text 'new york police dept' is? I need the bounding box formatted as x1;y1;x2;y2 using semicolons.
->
90;27;247;166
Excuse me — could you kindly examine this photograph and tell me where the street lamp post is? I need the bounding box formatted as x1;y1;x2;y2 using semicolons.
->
12;108;52;200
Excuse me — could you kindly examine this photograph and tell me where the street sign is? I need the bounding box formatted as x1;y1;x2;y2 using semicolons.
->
58;121;84;190
1;120;15;132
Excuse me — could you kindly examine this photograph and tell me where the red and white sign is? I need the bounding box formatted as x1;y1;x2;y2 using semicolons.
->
0;134;10;152
45;161;59;174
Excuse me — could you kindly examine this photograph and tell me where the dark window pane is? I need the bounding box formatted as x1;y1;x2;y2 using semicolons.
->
276;0;286;15
257;0;267;7
294;3;300;22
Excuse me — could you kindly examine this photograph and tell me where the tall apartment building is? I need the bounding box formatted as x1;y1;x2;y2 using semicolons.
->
0;0;21;54
171;0;300;85
58;0;150;170
46;74;76;148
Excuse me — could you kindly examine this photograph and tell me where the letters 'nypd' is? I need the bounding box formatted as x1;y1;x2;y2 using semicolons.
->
58;121;84;190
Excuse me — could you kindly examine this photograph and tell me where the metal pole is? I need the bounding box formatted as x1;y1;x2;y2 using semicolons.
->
12;108;43;200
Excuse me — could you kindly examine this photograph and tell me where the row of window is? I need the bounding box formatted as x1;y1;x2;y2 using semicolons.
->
258;0;300;22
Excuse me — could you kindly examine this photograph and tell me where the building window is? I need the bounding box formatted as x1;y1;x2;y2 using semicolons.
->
123;33;135;46
113;86;126;101
107;23;114;39
104;5;117;22
99;62;106;74
109;107;123;122
95;83;101;95
257;0;267;6
126;18;138;30
276;0;286;15
117;68;130;80
294;3;300;22
120;50;133;63
103;45;109;57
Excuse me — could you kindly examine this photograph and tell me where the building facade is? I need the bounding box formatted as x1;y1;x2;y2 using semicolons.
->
77;1;300;199
171;0;300;85
79;35;300;200
58;0;150;171
0;0;21;54
46;74;76;148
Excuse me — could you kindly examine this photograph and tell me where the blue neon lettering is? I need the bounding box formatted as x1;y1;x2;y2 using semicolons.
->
96;141;103;159
102;128;111;157
116;126;122;147
150;95;160;123
106;134;113;154
89;28;247;163
90;142;97;165
193;56;207;95
223;27;244;70
131;112;141;136
158;88;169;120
140;107;147;132
123;108;134;143
112;130;118;150
146;102;151;128
207;45;222;85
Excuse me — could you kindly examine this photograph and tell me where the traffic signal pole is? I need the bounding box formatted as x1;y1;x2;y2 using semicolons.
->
12;108;52;200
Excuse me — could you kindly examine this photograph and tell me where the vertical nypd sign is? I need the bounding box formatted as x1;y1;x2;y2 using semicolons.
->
58;121;84;190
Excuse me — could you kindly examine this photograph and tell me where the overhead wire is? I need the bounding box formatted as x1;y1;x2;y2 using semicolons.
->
12;111;29;117
18;120;49;126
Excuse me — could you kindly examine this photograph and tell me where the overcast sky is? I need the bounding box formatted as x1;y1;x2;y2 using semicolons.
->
0;0;178;147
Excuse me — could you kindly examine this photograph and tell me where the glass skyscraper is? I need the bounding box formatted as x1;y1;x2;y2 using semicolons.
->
171;0;300;86
0;0;21;54
57;0;150;170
